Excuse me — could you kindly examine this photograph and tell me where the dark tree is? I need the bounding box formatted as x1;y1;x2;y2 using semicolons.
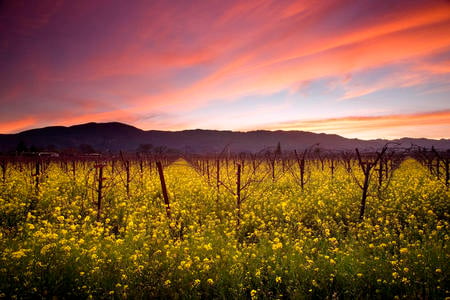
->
16;141;28;154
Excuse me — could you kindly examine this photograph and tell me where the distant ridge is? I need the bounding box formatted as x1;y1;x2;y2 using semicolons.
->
0;122;448;154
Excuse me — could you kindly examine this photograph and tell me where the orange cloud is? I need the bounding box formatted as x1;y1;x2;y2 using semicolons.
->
121;0;450;114
51;109;139;128
339;69;430;100
0;118;37;134
281;1;450;65
250;21;450;92
260;110;450;139
131;19;450;113
1;0;449;136
414;60;450;75
0;109;138;134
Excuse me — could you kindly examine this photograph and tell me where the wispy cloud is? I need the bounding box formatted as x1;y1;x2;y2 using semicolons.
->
337;54;450;101
0;117;37;134
0;0;449;137
259;110;450;139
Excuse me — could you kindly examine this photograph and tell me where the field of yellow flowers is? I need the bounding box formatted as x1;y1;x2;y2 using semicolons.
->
0;158;448;299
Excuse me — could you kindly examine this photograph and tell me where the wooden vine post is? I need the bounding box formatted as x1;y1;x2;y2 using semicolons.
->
445;157;449;188
216;159;220;202
236;163;241;226
125;160;130;198
35;159;41;194
96;164;105;221
330;158;335;178
294;150;307;190
377;157;384;187
355;147;387;221
206;159;210;184
156;161;171;218
139;159;144;183
1;159;7;184
72;160;76;180
271;158;276;182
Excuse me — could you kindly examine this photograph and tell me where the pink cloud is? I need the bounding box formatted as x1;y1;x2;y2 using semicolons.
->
259;110;450;139
1;0;449;136
338;66;439;101
129;15;450;112
0;117;37;134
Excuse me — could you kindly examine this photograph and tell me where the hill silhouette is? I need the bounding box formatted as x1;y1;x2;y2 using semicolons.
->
0;122;448;154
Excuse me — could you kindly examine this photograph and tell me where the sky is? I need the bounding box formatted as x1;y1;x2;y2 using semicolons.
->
0;0;449;140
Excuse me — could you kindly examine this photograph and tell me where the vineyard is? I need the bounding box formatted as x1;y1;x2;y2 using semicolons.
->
0;147;449;299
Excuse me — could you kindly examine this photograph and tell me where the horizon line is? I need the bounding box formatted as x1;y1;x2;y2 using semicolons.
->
1;120;448;142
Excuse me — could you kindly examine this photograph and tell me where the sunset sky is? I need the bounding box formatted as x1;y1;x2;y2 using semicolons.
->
1;0;449;139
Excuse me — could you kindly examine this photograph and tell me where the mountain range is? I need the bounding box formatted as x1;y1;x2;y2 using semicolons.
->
0;122;448;154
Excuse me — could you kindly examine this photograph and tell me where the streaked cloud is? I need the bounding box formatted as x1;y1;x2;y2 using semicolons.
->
0;118;37;134
0;0;449;139
259;110;450;139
